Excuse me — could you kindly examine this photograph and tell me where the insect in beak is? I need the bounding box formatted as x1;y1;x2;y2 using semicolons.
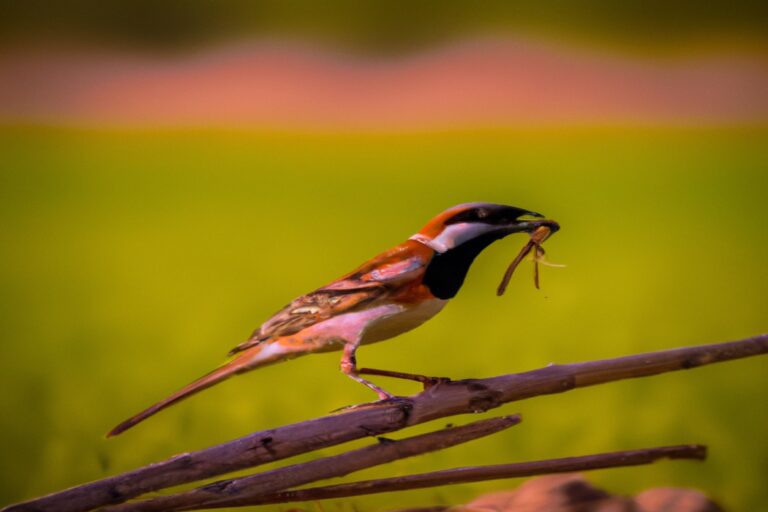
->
497;221;562;296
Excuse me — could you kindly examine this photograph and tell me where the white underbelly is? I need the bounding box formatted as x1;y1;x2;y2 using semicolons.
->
361;298;448;345
278;299;448;353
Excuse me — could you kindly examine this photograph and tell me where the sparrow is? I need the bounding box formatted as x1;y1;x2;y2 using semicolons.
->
108;202;559;437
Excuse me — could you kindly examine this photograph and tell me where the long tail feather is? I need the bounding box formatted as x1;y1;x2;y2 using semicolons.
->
107;343;281;437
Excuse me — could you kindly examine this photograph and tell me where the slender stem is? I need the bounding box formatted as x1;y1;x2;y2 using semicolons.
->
4;333;765;512
103;416;521;512
230;444;707;507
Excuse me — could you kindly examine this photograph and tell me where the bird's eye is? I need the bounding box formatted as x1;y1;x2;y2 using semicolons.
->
445;208;493;225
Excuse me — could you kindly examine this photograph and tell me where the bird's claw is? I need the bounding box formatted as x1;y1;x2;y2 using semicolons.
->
376;395;413;406
419;376;451;389
331;395;413;414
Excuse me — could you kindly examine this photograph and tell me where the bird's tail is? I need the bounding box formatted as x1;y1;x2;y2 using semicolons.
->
106;342;287;437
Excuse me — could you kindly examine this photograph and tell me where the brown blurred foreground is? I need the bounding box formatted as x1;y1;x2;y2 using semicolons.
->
1;38;767;127
398;474;722;512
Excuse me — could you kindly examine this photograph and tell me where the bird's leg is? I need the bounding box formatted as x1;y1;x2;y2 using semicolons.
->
358;367;450;389
340;341;395;400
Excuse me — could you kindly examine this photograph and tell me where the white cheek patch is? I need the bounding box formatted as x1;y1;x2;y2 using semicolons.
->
412;222;498;253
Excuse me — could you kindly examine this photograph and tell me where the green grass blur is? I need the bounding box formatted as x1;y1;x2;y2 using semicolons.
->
0;126;766;510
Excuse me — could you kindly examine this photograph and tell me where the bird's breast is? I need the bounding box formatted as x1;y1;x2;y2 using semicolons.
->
361;298;448;345
276;298;447;352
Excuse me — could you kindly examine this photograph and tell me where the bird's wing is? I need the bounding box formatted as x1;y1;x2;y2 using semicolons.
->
228;242;430;355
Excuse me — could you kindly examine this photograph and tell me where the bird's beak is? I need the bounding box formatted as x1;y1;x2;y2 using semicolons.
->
504;217;560;237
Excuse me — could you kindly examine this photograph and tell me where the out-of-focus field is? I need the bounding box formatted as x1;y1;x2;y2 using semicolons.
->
0;126;766;510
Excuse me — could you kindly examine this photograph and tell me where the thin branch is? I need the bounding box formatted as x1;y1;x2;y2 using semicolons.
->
103;416;521;512
4;333;765;512
218;444;707;508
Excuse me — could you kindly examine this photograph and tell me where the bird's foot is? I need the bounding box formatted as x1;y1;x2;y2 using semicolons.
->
331;395;412;414
375;395;414;407
376;389;396;401
359;367;451;390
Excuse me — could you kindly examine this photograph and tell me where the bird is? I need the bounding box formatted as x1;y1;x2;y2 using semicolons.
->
107;202;559;437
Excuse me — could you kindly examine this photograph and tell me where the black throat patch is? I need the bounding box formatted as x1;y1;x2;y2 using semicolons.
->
422;232;505;299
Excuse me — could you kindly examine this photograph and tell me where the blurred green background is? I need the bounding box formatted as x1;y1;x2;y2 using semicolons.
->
1;1;768;511
1;127;766;510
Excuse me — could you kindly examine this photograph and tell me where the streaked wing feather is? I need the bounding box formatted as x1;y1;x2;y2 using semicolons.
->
228;246;428;355
228;285;388;355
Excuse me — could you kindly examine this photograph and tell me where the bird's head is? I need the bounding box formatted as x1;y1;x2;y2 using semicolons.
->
412;203;560;299
411;202;558;253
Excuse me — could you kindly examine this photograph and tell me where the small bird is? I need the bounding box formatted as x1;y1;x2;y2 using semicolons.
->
108;203;558;437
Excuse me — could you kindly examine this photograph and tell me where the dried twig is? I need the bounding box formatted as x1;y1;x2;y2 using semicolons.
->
207;444;707;508
103;416;521;512
4;333;766;512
